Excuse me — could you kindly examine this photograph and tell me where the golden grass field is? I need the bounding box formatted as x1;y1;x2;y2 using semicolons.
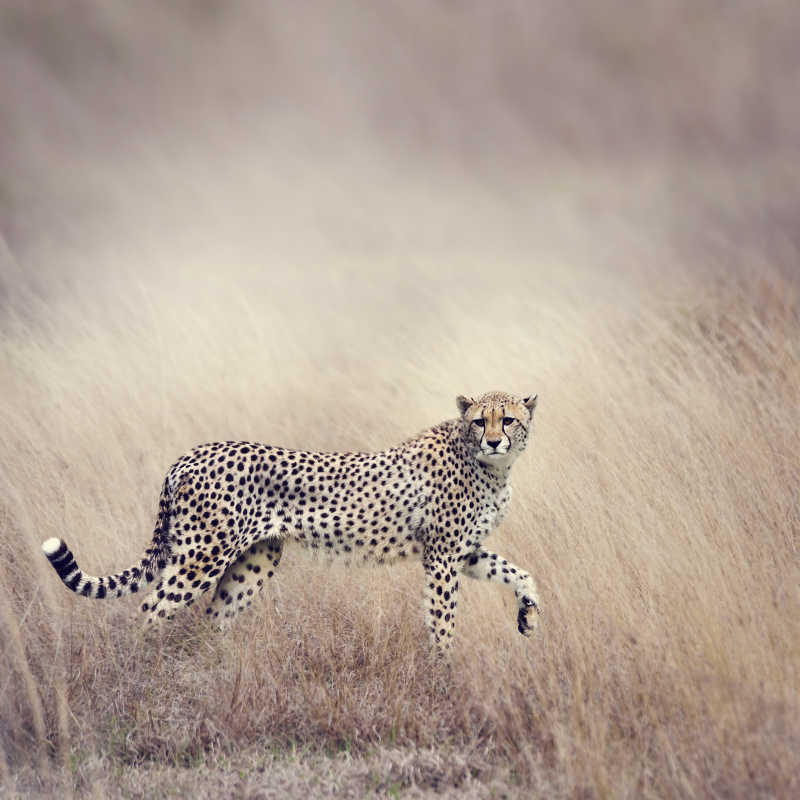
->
2;2;799;797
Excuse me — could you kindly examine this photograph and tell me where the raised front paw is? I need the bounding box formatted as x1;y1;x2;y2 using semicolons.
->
517;595;540;637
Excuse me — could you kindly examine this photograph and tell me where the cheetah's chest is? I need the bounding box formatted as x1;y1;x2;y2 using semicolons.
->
474;485;512;538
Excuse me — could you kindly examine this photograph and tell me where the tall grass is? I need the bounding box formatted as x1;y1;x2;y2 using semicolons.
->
2;221;798;796
2;1;799;796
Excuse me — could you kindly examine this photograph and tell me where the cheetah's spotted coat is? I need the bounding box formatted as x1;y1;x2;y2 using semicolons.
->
43;391;541;648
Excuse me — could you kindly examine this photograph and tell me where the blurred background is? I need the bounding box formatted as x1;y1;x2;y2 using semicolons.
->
1;2;799;796
3;0;799;291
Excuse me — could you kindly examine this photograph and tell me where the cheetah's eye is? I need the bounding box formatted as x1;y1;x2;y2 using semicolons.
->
503;417;516;426
472;418;485;428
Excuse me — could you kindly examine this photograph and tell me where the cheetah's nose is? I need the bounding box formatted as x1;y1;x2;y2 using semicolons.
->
486;439;502;449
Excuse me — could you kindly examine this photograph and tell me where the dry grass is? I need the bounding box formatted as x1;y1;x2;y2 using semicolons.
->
2;2;800;797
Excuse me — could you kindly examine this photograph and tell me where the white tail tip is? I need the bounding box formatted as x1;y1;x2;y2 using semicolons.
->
42;537;62;555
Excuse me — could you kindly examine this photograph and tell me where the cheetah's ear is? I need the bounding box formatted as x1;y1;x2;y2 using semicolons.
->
456;395;474;415
523;394;538;413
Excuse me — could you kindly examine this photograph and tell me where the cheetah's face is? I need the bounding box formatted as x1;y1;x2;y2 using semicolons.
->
456;391;537;468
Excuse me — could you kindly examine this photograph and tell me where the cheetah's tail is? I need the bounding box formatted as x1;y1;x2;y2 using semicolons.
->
41;537;167;599
41;478;173;600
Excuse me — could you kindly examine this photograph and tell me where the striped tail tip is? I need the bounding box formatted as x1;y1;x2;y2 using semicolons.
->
42;537;65;557
42;538;85;592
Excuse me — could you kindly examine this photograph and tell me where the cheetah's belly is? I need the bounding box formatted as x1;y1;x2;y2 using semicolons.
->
268;477;428;566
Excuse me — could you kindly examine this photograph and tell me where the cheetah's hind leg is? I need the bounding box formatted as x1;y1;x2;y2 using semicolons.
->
206;536;284;626
140;540;231;625
140;557;220;625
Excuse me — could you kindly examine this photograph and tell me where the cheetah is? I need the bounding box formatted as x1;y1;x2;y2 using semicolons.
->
42;391;541;648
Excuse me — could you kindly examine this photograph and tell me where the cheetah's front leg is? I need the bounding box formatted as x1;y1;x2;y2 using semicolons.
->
422;552;460;651
461;547;541;636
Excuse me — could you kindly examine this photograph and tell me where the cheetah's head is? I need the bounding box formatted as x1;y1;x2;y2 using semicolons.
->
456;391;537;468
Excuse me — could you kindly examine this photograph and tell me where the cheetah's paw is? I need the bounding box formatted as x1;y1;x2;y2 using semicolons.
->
517;595;540;637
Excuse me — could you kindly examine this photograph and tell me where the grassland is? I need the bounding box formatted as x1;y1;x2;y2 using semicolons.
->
2;2;799;797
